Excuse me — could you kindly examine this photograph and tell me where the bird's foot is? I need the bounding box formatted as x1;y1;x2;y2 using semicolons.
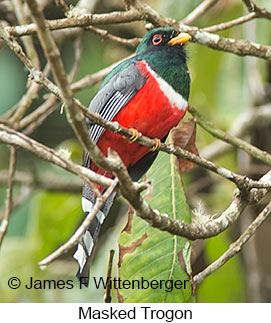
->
150;138;161;152
128;128;141;143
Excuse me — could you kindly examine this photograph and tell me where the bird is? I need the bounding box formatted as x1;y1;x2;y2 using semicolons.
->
73;27;191;286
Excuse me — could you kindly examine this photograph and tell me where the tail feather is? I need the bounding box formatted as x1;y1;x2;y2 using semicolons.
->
73;189;115;287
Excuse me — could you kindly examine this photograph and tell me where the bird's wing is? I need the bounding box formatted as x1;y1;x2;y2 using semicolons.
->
83;62;147;168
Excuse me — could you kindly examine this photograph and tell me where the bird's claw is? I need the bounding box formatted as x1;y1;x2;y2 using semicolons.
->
128;128;141;143
150;138;161;152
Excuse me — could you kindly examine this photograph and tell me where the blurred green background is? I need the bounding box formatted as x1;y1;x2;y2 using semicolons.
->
0;0;270;302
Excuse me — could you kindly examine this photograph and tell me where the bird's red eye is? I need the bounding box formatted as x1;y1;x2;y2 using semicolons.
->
152;34;163;45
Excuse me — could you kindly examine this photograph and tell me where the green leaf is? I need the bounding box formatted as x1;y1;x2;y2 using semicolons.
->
118;141;193;302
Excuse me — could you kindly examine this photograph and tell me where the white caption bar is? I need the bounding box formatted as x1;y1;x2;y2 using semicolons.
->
1;303;270;323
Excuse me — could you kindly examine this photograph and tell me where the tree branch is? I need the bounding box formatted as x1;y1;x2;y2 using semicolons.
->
189;106;271;165
0;147;16;247
25;0;127;186
193;200;271;286
3;4;271;61
201;104;271;160
181;0;219;25
0;122;270;241
242;0;271;20
5;9;142;37
0;123;113;190
203;12;257;33
0;170;81;193
108;149;271;240
85;25;140;49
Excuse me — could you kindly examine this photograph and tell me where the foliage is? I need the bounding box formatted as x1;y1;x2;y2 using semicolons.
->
118;143;192;302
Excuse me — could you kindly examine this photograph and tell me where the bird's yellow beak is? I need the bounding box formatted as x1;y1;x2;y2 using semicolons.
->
167;32;191;46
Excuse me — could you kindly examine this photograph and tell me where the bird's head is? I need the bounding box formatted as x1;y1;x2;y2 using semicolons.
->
136;27;191;57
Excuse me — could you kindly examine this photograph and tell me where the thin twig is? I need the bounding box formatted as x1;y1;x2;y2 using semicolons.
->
242;0;271;20
25;0;120;180
0;147;16;247
0;123;114;190
201;104;271;160
181;0;219;25
109;149;271;240
68;36;82;83
3;5;271;61
203;12;256;33
23;98;59;135
8;64;51;126
5;9;142;37
0;122;270;240
11;0;40;69
54;0;69;13
0;186;32;222
189;106;271;165
0;169;82;193
38;179;118;268
20;37;84;134
104;249;115;303
193;200;271;286
85;25;140;49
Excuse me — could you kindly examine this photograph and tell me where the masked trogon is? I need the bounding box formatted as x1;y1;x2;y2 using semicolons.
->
73;27;191;286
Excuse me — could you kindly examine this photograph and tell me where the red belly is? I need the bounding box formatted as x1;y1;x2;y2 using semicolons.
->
91;61;187;182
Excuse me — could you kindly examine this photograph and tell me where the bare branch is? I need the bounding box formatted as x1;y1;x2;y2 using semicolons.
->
0;123;113;190
193;200;271;286
68;36;82;83
201;104;271;160
22;96;59;135
5;10;142;37
0;147;16;247
3;82;40;124
11;0;40;69
181;26;271;61
203;12;257;33
85;25;140;49
0;170;81;193
108;149;271;240
25;0;123;181
104;249;115;303
0;186;32;222
8;64;51;126
181;0;219;25
1;120;271;241
189;106;271;165
242;0;271;20
125;0;271;61
3;4;271;61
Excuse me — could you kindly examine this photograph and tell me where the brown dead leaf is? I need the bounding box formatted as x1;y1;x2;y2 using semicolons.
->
121;206;134;234
118;232;148;265
118;211;148;265
117;216;148;303
172;119;199;174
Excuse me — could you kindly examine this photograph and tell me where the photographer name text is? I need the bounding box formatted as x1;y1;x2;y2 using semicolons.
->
8;276;189;292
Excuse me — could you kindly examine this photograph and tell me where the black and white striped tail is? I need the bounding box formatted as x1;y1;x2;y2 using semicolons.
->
73;186;115;287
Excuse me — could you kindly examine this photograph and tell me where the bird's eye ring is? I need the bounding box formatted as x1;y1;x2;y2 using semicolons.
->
152;34;163;45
